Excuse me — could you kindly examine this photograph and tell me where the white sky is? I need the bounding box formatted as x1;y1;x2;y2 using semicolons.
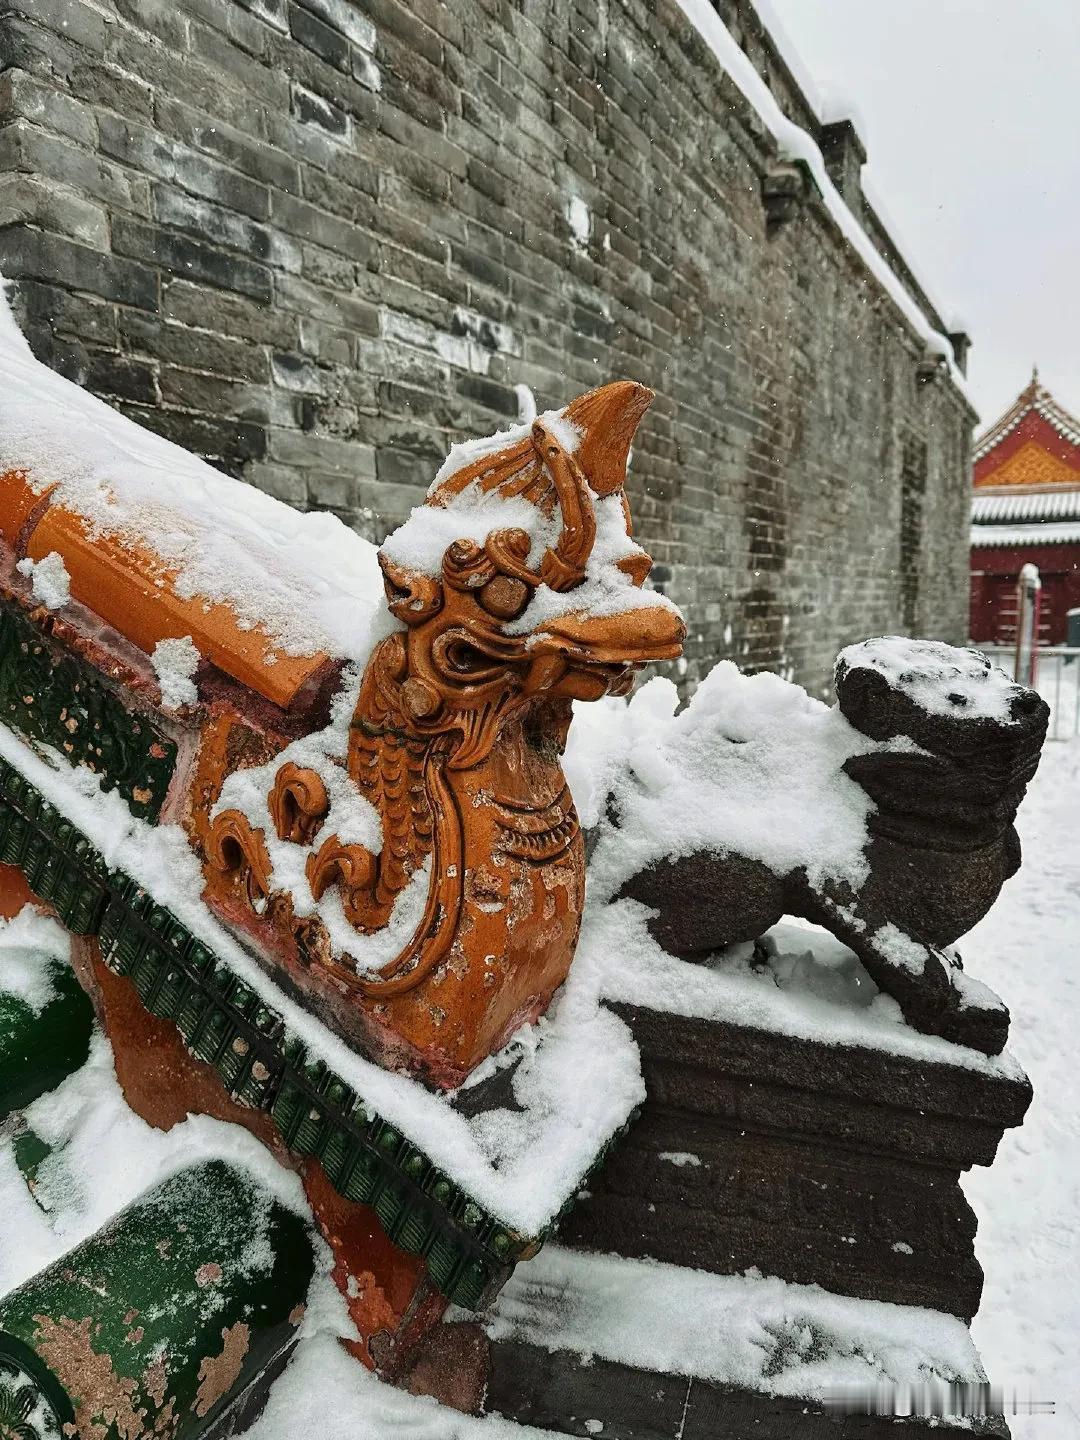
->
760;0;1080;430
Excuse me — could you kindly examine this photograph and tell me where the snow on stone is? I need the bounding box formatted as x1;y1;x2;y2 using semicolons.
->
839;636;1022;724
871;921;931;977
0;906;71;1014
576;899;1023;1082
562;661;1023;1076
151;634;200;711
244;1329;555;1440
15;551;70;610
478;1245;986;1401
0;278;383;665
578;664;893;904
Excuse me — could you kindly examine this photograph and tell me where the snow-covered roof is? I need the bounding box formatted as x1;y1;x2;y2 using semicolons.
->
972;486;1080;524
971;521;1080;550
974;375;1080;462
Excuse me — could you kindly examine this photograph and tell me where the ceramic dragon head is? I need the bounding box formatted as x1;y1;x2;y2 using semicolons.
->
203;381;685;1086
373;381;684;770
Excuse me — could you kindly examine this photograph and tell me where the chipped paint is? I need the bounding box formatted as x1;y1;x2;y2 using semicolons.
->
33;1314;146;1440
192;1322;249;1418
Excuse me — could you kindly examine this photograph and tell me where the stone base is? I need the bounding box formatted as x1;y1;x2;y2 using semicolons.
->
485;1338;1010;1439
556;1003;1031;1320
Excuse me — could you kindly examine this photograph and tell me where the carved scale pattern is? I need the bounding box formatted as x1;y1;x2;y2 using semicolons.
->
344;635;434;930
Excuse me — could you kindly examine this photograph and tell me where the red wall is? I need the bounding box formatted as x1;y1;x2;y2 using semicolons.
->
970;543;1080;645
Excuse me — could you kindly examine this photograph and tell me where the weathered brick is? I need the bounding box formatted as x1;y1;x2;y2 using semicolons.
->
0;70;98;148
162;279;298;347
0;121;149;215
120;402;268;471
0;173;108;249
112;216;273;302
118;310;272;383
294;0;376;51
2;0;107;56
84;349;159;405
159;364;270;419
285;4;344;71
97;113;272;220
15;279;117;349
154;97;301;195
292;82;349;138
271;189;373;262
0;226;158;310
246;460;307;504
111;0;192;51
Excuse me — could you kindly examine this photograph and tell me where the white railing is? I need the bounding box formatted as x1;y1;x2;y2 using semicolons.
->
977;645;1080;741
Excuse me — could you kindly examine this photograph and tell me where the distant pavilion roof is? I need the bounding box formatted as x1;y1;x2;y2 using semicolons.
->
971;520;1080;550
974;370;1080;466
970;373;1080;549
972;485;1080;525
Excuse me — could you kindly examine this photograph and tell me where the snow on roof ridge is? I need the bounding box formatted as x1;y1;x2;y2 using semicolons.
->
972;488;1080;524
971;521;1080;549
0;275;384;666
974;377;1080;461
674;0;970;403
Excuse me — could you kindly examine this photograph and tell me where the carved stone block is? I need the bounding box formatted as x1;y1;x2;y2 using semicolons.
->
557;1003;1031;1322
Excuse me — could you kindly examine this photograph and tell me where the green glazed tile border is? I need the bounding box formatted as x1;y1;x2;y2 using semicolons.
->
0;599;177;822
0;754;518;1309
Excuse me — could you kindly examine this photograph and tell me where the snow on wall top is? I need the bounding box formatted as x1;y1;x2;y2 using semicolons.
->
674;0;970;400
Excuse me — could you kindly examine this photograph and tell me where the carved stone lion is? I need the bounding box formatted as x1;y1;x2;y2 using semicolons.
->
617;639;1048;1054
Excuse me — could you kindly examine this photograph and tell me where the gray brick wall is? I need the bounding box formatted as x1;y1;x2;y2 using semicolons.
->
0;0;975;697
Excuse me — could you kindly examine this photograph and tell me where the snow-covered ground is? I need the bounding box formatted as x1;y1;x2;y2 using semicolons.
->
966;661;1080;1437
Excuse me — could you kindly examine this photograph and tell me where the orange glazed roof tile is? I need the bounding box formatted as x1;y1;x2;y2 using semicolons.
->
0;290;388;709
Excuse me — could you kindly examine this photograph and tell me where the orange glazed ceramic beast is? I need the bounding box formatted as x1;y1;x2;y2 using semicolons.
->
202;382;685;1087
